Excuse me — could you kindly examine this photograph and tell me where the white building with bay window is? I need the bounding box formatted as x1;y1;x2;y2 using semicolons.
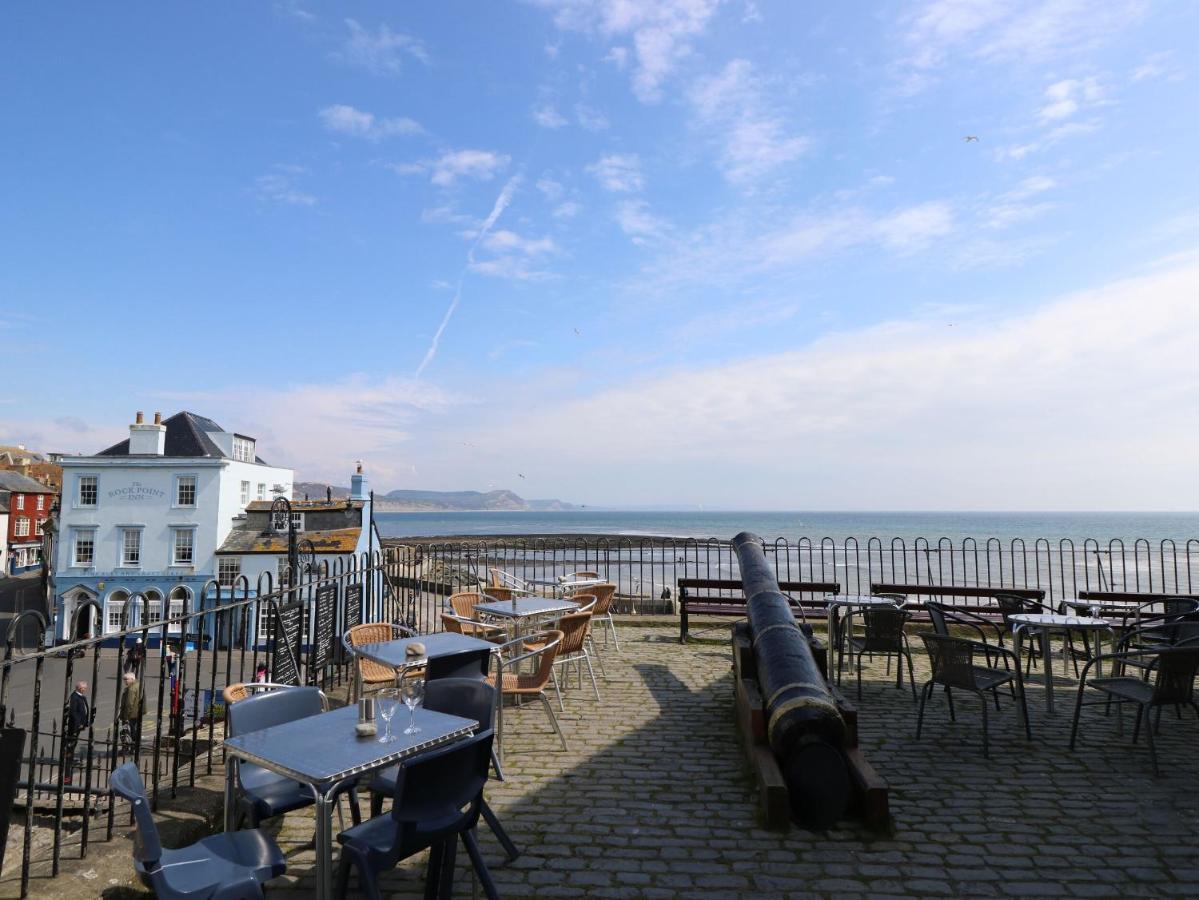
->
52;411;293;645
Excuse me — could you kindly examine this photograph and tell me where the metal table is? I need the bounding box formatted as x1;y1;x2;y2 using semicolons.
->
223;704;476;900
1010;613;1114;715
525;576;606;597
475;596;579;631
353;632;495;676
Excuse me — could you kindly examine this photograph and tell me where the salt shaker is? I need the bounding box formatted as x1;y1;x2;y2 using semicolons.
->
356;697;377;736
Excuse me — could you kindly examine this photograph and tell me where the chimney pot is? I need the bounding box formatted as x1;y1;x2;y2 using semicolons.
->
135;411;144;425
153;412;162;425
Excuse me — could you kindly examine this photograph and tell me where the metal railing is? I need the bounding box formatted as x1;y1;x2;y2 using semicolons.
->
2;534;1197;894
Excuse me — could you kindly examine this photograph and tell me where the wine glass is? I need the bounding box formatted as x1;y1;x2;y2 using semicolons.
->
402;678;424;735
377;688;398;744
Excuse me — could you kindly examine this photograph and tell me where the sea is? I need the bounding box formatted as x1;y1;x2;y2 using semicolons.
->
373;510;1199;544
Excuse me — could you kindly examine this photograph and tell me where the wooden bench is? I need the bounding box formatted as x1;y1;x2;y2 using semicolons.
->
1076;590;1199;604
679;578;840;642
869;583;1045;621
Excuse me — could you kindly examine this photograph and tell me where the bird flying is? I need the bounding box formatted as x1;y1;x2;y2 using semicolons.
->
963;135;979;142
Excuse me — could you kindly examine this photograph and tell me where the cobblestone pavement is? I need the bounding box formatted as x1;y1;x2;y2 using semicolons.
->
16;621;1199;898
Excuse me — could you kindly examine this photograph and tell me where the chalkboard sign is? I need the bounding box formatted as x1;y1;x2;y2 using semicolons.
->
0;728;26;875
344;584;363;630
310;583;338;677
271;600;304;685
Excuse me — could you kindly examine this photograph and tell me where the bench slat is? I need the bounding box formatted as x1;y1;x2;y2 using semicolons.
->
871;583;1044;600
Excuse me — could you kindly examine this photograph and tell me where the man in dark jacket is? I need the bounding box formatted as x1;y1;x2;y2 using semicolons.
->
63;681;91;785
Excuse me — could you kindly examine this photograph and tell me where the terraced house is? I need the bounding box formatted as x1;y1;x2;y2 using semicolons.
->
0;469;56;574
52;411;293;644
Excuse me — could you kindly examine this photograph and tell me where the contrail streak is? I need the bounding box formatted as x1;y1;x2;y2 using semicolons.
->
415;176;520;379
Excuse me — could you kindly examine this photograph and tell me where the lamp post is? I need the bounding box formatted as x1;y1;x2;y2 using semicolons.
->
270;497;298;589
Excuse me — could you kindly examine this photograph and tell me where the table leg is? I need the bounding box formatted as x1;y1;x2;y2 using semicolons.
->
313;790;333;900
223;759;237;832
1041;628;1055;715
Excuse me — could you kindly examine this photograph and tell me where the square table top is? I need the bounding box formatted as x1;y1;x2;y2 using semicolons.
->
223;704;476;788
475;596;579;620
827;595;903;607
353;632;494;670
1009;612;1110;630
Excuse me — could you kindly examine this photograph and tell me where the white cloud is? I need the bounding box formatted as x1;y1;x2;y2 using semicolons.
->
1131;50;1178;82
430;150;511;187
482;230;557;256
574;104;609;131
253;165;316;206
553;201;583;219
689;59;809;186
873;202;956;252
337;18;428;75
532;104;568;129
530;0;724;102
616;199;670;245
536;177;564;200
1038;77;1104;122
318;104;423;140
586;153;644;192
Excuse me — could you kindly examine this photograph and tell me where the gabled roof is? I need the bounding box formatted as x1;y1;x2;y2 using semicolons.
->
216;526;362;555
0;470;55;493
96;411;269;464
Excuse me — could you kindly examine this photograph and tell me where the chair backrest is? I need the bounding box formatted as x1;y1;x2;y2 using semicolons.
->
861;608;908;650
995;593;1032;624
920;633;984;692
1152;647;1199;705
584;583;617;615
570;594;597;614
557;612;593;655
925;602;950;637
226;685;323;739
489;567;525;589
441;612;464;634
518;630;562;691
484;586;519;601
389;730;495;841
426;647;491;681
449;592;483;619
424;677;496;730
346;623;406;684
567;571;599;579
110;763;163;866
222;681;293;705
223;683;250;705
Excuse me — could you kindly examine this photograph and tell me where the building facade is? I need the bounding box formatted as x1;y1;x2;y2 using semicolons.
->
0;470;57;574
0;444;63;494
52;411;293;645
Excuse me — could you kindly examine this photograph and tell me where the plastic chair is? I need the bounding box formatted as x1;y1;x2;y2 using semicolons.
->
367;678;518;862
335;730;500;900
226;686;360;829
111;762;285;899
344;623;416;700
916;633;1031;758
425;646;492;681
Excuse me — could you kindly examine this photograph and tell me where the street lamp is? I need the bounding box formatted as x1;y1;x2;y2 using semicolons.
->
270;496;298;589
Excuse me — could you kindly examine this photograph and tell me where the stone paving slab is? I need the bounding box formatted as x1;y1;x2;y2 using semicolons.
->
13;622;1199;898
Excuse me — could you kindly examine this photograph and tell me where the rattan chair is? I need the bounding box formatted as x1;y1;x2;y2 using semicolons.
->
526;610;600;710
343;622;415;701
1069;642;1199;775
487;630;567;762
221;681;295;705
489;568;531;592
449;592;507;641
578;582;620;654
916;633;1031;758
844;608;917;702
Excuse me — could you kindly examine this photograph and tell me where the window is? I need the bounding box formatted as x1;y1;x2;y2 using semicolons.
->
14;518;29;537
271;510;304;533
240;481;250;506
169;587;188;623
256;483;266;501
233;437;255;463
73;530;95;566
172;529;194;566
15;495;23;511
176;475;197;507
36;519;44;535
78;475;98;507
36;495;44;511
145;593;164;624
121;529;142;566
218;557;242;587
106;601;125;633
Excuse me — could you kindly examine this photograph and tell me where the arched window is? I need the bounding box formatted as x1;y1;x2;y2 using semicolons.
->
144;589;164;623
106;590;130;633
169;586;191;625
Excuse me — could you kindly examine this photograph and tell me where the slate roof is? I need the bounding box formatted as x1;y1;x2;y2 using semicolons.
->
0;493;8;514
96;411;270;464
0;470;56;493
245;499;361;513
216;527;362;555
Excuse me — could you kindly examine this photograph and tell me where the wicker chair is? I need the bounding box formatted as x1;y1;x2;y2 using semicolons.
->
489;568;531;592
483;586;520;602
917;633;1031;758
221;681;296;706
1069;642;1199;775
576;582;620;654
447;592;507;641
343;622;415;701
844;608;917;702
525;610;600;709
487;631;566;762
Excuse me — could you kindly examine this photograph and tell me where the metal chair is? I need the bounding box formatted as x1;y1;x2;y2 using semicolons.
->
916;633;1031;758
845;607;917;702
367;678;518;862
111;762;286;899
1069;642;1199;775
336;730;500;900
994;593;1053;675
343;622;416;701
578;582;620;655
448;592;507;641
488;630;567;762
226;686;361;829
526;610;601;710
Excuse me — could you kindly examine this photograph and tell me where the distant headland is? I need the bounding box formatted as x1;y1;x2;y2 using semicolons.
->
294;481;576;512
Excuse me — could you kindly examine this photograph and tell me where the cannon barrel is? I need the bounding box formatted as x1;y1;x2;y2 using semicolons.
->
732;531;849;827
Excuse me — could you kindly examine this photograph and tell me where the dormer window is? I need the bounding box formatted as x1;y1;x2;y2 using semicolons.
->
232;437;255;463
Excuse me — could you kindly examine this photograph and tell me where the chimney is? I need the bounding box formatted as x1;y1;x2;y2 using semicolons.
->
129;409;167;455
350;461;368;500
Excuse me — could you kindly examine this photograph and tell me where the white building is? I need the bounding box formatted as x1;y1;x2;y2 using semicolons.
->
53;411;293;644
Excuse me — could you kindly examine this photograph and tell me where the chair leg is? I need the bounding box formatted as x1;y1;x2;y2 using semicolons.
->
1019;680;1032;741
905;651;917;703
424;840;445;900
1132;706;1144;744
336;853;353;898
916;681;931;739
370;789;384;819
588;636;607;678
980;694;990;759
550;663;565;712
946;687;956;722
583;652;601;702
490;748;504;782
462;828;502;900
481;799;520;863
347;786;362;826
539;692;569;751
1142;704;1160;776
435;837;458;900
606;615;621;652
856;653;863;701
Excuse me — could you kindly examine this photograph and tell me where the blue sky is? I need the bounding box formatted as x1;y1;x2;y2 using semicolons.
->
3;1;1199;509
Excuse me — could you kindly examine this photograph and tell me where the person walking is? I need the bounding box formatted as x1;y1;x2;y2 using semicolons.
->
124;637;145;675
63;681;91;785
118;672;143;754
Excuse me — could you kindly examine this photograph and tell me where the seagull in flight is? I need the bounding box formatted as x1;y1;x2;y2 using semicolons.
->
517;473;526;479
963;135;979;142
573;327;581;336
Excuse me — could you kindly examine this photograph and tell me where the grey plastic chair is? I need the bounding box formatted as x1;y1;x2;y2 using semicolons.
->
425;646;492;681
226;685;360;829
111;762;285;899
368;677;518;862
